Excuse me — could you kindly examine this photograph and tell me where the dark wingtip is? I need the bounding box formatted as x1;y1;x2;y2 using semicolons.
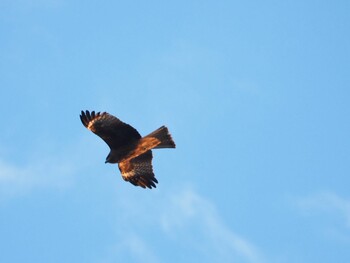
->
80;110;101;128
147;177;158;189
149;180;157;188
131;175;158;189
80;110;88;127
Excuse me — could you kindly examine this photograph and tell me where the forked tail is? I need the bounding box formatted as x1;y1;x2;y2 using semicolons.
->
124;126;176;161
144;126;176;149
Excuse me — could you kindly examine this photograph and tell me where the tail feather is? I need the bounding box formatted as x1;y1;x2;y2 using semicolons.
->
145;126;176;149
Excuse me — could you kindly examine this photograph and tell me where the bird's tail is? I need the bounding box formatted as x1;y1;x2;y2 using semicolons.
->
123;126;175;161
144;126;176;149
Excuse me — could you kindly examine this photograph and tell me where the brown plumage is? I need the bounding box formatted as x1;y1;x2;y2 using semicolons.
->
80;110;175;189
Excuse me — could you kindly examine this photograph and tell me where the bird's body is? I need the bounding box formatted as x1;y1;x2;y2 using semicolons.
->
80;110;175;189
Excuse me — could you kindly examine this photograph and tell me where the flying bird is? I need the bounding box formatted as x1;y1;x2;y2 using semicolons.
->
80;110;175;189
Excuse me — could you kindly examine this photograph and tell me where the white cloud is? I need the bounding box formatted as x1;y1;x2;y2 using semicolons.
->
0;134;99;200
121;234;161;263
296;191;350;229
99;233;161;263
108;187;265;263
0;157;74;199
160;188;265;263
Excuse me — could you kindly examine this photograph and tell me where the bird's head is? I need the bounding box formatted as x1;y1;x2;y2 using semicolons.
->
105;151;120;164
105;153;111;163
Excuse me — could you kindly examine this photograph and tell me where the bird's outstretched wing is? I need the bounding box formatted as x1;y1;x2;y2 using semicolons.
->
80;110;141;150
118;151;158;189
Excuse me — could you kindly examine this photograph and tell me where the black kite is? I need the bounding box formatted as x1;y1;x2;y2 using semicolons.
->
80;110;175;189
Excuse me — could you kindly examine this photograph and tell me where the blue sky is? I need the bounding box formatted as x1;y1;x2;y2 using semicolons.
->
1;0;349;262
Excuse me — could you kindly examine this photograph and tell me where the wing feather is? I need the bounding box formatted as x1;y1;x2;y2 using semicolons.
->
118;151;158;189
80;110;141;150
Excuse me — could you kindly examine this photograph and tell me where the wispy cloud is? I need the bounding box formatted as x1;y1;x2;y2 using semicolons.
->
160;188;265;263
0;134;99;200
0;157;74;200
121;234;161;263
107;187;265;263
296;191;350;229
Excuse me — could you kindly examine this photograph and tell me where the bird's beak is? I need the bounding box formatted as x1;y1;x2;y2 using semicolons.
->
105;160;108;164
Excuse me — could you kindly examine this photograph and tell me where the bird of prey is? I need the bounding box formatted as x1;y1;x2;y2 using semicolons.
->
80;110;175;189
